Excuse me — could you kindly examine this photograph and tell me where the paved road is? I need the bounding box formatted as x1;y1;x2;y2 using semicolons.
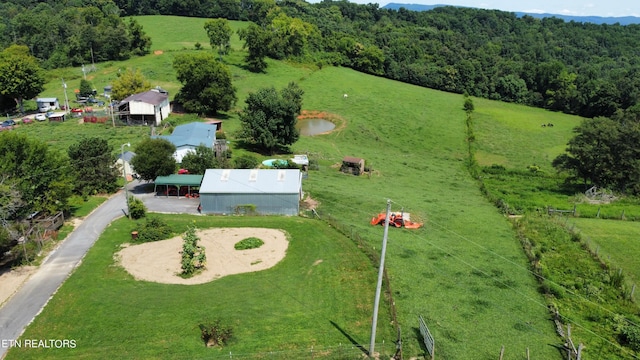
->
0;182;199;358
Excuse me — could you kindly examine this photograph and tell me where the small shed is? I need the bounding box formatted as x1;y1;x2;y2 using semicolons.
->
341;156;365;175
116;151;137;180
47;111;66;122
154;174;203;198
199;169;302;215
36;98;60;112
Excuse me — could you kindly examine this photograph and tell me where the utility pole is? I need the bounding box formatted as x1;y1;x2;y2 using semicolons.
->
111;101;116;128
370;199;392;358
121;143;131;219
61;78;70;115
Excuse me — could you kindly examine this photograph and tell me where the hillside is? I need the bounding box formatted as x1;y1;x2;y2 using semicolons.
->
5;14;640;360
382;3;640;25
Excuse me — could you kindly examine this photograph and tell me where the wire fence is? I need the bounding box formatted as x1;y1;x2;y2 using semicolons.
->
204;342;393;359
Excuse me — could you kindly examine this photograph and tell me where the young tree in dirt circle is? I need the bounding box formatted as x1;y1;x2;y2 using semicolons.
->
130;138;177;181
239;82;303;154
181;225;206;276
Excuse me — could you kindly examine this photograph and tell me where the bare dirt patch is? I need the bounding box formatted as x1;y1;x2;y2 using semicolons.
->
0;266;37;306
116;228;288;285
301;192;319;211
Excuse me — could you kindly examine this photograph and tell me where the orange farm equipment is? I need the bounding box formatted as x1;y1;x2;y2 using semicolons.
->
370;212;423;229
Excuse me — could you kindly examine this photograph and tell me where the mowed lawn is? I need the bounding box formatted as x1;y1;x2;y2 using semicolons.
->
7;215;395;359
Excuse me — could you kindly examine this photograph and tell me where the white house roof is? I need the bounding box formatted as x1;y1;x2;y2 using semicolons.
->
121;89;168;106
200;169;301;194
36;97;58;102
117;151;136;163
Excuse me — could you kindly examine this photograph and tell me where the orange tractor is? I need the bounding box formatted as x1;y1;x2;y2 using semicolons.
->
370;212;423;229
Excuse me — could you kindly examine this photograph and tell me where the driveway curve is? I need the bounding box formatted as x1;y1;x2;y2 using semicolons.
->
0;181;202;358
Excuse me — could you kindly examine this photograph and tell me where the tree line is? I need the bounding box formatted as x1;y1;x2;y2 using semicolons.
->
4;0;640;119
0;0;151;68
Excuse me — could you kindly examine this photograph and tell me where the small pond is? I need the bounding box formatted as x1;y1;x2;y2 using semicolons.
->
297;118;335;136
262;159;288;167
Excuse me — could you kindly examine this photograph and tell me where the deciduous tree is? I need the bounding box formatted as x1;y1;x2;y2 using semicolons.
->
0;132;72;215
130;138;177;181
79;79;94;98
180;144;217;174
68;137;120;196
111;68;151;101
128;18;152;56
238;23;269;73
0;45;45;113
204;18;232;59
239;82;303;154
173;52;237;114
553;117;640;194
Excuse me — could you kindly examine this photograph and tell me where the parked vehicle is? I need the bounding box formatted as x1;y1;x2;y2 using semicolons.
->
22;117;33;124
35;113;47;121
2;119;16;127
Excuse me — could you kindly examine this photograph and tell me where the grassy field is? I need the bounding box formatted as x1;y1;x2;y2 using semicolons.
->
569;218;640;287
8;215;395;359
472;97;583;173
11;15;636;359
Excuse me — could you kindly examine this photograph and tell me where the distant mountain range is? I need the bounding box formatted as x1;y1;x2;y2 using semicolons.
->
382;3;640;25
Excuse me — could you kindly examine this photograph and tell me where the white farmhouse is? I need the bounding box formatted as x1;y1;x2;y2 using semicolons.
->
117;88;170;126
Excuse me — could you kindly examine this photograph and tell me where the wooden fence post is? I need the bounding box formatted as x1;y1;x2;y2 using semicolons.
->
499;345;504;360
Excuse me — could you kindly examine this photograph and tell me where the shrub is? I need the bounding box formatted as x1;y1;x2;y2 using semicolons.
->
134;217;173;243
128;196;147;220
199;320;233;347
234;154;258;169
308;158;319;171
613;314;640;351
541;280;565;299
234;237;264;250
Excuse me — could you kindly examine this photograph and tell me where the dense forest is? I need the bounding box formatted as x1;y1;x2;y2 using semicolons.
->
2;0;640;119
0;0;151;68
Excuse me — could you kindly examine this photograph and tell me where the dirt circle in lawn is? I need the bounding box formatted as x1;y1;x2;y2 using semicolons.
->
116;228;288;285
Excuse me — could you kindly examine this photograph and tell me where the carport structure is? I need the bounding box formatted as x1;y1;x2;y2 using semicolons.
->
154;174;203;198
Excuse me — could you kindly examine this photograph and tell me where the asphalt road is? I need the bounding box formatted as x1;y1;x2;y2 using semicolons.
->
0;182;199;358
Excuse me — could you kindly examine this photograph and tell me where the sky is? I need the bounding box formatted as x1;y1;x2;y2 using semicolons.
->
346;1;640;17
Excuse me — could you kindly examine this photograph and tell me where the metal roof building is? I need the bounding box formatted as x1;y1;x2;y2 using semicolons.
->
200;169;302;216
154;174;203;197
152;122;217;163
